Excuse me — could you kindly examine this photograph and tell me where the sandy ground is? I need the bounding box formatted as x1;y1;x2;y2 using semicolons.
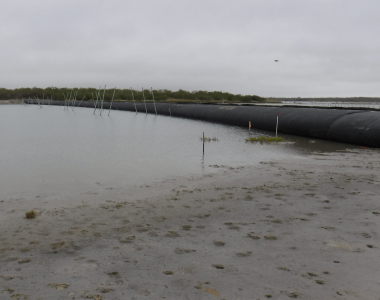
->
1;150;380;300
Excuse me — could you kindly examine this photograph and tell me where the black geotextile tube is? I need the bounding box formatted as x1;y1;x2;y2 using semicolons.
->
45;100;380;147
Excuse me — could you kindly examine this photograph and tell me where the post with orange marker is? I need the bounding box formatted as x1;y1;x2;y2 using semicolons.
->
249;121;251;137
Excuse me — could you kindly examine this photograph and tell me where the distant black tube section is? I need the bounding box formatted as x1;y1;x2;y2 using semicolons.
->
41;101;380;147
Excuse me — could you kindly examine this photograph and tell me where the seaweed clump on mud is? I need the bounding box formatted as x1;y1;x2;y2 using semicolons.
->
25;210;36;219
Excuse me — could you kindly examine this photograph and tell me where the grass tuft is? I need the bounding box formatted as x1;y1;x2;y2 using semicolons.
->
246;136;285;143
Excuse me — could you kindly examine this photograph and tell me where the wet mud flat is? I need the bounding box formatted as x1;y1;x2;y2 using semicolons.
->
1;150;380;299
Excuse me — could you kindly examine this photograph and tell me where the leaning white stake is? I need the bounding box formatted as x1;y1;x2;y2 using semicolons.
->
151;87;157;115
100;85;106;115
130;88;137;113
108;88;116;116
142;88;147;114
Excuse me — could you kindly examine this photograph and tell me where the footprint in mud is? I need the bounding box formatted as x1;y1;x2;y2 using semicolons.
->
138;290;151;296
247;233;260;240
315;279;324;285
107;271;122;278
271;219;282;224
321;226;335;231
212;264;224;269
84;294;102;300
10;294;28;300
163;270;174;275
97;288;113;293
236;251;251;257
51;241;65;250
2;288;14;294
361;233;371;238
213;241;225;246
165;231;181;238
48;283;70;290
288;292;301;298
119;236;135;243
264;236;277;240
195;214;211;219
181;225;192;231
174;248;196;254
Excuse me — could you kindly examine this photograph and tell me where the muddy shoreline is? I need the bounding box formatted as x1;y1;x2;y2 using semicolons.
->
1;150;380;299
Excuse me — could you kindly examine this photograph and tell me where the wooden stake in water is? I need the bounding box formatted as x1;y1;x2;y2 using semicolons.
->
169;108;171;116
151;87;157;115
108;88;116;116
203;132;205;154
276;113;279;137
249;121;251;137
130;88;137;113
142;88;147;114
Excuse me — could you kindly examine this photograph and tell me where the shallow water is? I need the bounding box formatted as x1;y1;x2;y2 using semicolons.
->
0;105;359;199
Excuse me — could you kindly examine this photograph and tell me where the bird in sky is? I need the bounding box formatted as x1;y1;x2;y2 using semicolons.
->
274;60;279;62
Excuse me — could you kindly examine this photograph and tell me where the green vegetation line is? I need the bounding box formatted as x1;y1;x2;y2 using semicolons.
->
0;87;267;103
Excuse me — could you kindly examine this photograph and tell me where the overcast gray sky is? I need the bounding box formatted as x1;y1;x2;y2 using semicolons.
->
1;0;379;97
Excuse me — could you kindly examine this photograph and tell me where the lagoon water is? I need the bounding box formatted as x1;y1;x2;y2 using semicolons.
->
0;104;359;200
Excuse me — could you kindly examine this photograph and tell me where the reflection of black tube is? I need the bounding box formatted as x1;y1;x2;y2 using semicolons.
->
41;101;380;148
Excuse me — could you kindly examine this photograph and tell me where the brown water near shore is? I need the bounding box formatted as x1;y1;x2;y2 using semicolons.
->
1;150;379;299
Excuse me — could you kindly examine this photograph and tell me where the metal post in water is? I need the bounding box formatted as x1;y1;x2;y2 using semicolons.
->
142;87;147;114
130;88;137;113
169;108;171;116
108;88;116;116
276;113;279;137
151;87;157;115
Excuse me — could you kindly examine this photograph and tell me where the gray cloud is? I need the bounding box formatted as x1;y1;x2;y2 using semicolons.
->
1;0;379;97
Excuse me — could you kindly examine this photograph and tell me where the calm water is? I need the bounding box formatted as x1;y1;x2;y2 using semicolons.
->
0;105;359;199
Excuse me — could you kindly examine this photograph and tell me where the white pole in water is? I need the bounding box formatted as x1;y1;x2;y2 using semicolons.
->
108;88;116;116
142;88;147;114
130;88;137;113
151;87;157;115
276;113;279;137
77;96;85;108
93;87;101;114
72;91;77;110
100;85;106;115
67;90;73;110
